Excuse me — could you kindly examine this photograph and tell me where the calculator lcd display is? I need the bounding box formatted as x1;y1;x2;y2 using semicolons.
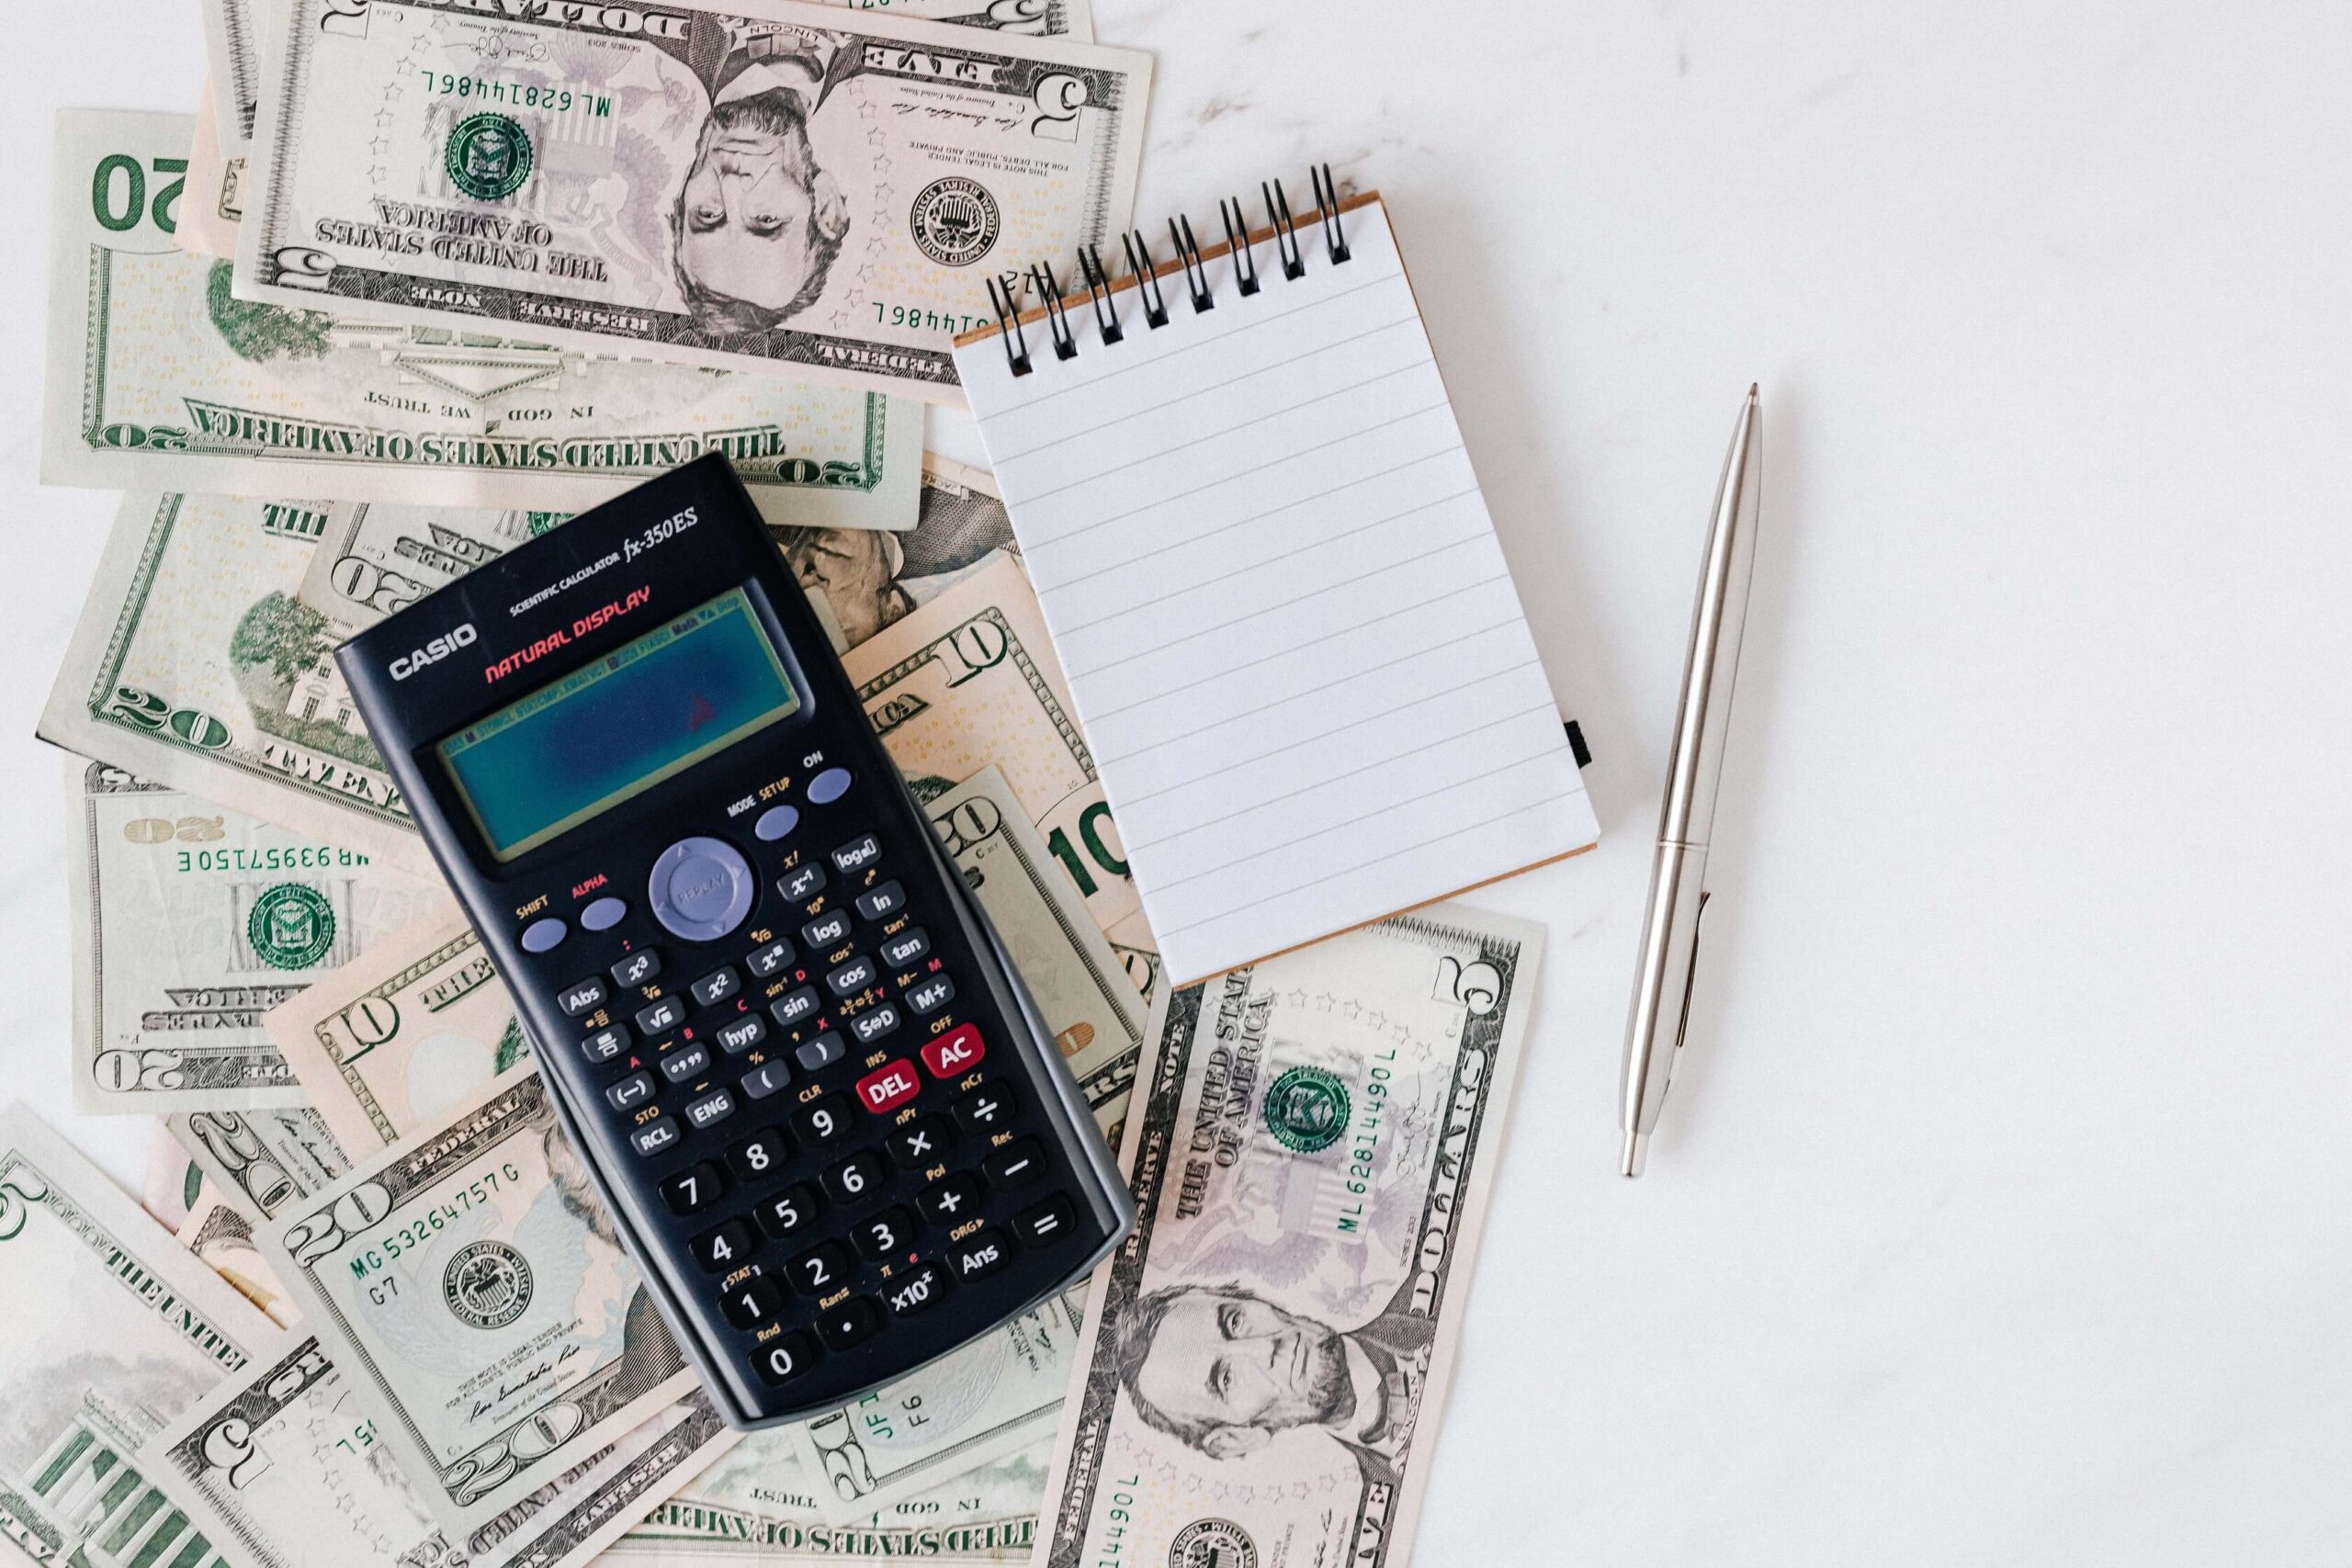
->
435;586;798;860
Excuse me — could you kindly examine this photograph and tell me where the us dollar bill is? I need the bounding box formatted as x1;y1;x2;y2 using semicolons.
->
288;500;845;657
780;454;1020;651
261;1066;696;1536
266;914;527;1156
0;1102;277;1568
145;1327;736;1568
145;1114;208;1228
613;1437;1046;1564
840;555;1145;951
234;1;1149;403
1031;908;1546;1568
170;1106;353;1224
40;491;431;874
49;110;919;529
176;1185;302;1328
66;756;445;1114
928;764;1138;1125
180;81;246;261
786;1290;1084;1524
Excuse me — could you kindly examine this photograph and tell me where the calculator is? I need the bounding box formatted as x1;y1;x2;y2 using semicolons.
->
337;455;1132;1429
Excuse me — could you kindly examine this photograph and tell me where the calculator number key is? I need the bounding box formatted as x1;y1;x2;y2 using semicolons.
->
755;1182;823;1240
660;1162;725;1215
755;1330;817;1386
727;1127;789;1181
852;1207;918;1259
719;1275;784;1330
822;1149;890;1206
692;1219;758;1272
791;1094;855;1146
784;1241;855;1296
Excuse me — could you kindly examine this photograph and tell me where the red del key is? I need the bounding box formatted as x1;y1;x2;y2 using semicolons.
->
922;1024;986;1078
855;1058;921;1113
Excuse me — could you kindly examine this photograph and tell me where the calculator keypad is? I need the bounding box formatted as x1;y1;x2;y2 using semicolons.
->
528;773;1106;1410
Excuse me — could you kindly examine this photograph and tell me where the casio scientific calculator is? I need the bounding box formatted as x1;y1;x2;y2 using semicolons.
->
337;455;1132;1429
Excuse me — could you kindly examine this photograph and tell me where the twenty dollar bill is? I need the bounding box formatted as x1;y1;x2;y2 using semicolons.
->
49;109;918;528
261;1066;696;1535
66;757;443;1113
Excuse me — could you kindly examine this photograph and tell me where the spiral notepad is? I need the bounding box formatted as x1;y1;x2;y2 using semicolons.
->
952;174;1598;984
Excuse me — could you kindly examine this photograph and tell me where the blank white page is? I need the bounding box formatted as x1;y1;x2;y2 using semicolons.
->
954;195;1597;983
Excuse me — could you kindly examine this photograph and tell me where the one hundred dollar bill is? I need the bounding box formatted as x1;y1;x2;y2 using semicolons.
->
145;1327;736;1568
786;1290;1084;1523
265;913;527;1155
49;110;919;528
169;1105;353;1224
261;1066;696;1535
613;1436;1046;1564
1030;908;1545;1568
40;491;430;874
233;1;1149;403
927;764;1139;1124
65;756;444;1113
176;1184;302;1327
841;555;1144;947
0;1102;277;1568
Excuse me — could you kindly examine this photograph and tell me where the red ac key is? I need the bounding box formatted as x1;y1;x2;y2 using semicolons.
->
854;1058;920;1114
922;1023;986;1079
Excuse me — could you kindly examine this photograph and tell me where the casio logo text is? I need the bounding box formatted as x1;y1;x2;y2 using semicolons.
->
389;623;479;681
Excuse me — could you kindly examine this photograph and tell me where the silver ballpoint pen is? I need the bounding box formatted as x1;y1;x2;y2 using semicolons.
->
1621;386;1762;1177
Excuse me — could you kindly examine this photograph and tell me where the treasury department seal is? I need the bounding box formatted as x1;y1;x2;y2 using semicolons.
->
1169;1519;1257;1568
1263;1065;1350;1154
245;883;334;970
910;176;1001;266
445;112;534;202
444;1240;534;1328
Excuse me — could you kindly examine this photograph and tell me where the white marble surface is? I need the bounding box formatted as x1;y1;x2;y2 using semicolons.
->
5;4;2349;1562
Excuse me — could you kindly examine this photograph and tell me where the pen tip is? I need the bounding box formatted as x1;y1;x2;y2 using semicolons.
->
1619;1129;1647;1179
1747;382;1758;402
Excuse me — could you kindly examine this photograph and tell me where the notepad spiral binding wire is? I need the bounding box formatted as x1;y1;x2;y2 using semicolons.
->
981;164;1354;378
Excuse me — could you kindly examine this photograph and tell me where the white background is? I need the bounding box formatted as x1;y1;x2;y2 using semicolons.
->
6;4;2350;1563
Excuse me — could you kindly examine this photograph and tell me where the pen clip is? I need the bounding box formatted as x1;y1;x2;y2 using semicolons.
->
1671;890;1711;1055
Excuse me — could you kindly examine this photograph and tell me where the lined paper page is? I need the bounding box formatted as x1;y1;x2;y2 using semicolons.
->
954;197;1596;982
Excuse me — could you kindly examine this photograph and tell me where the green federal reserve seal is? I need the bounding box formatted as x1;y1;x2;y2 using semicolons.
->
444;1241;534;1328
1263;1066;1350;1153
246;884;335;970
446;113;533;201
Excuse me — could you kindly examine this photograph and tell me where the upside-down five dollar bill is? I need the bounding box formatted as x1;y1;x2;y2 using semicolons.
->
259;1066;697;1536
65;757;444;1114
49;109;919;528
232;0;1148;402
1030;908;1544;1568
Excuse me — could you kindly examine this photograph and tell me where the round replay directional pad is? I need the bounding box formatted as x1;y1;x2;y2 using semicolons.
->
648;837;754;943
